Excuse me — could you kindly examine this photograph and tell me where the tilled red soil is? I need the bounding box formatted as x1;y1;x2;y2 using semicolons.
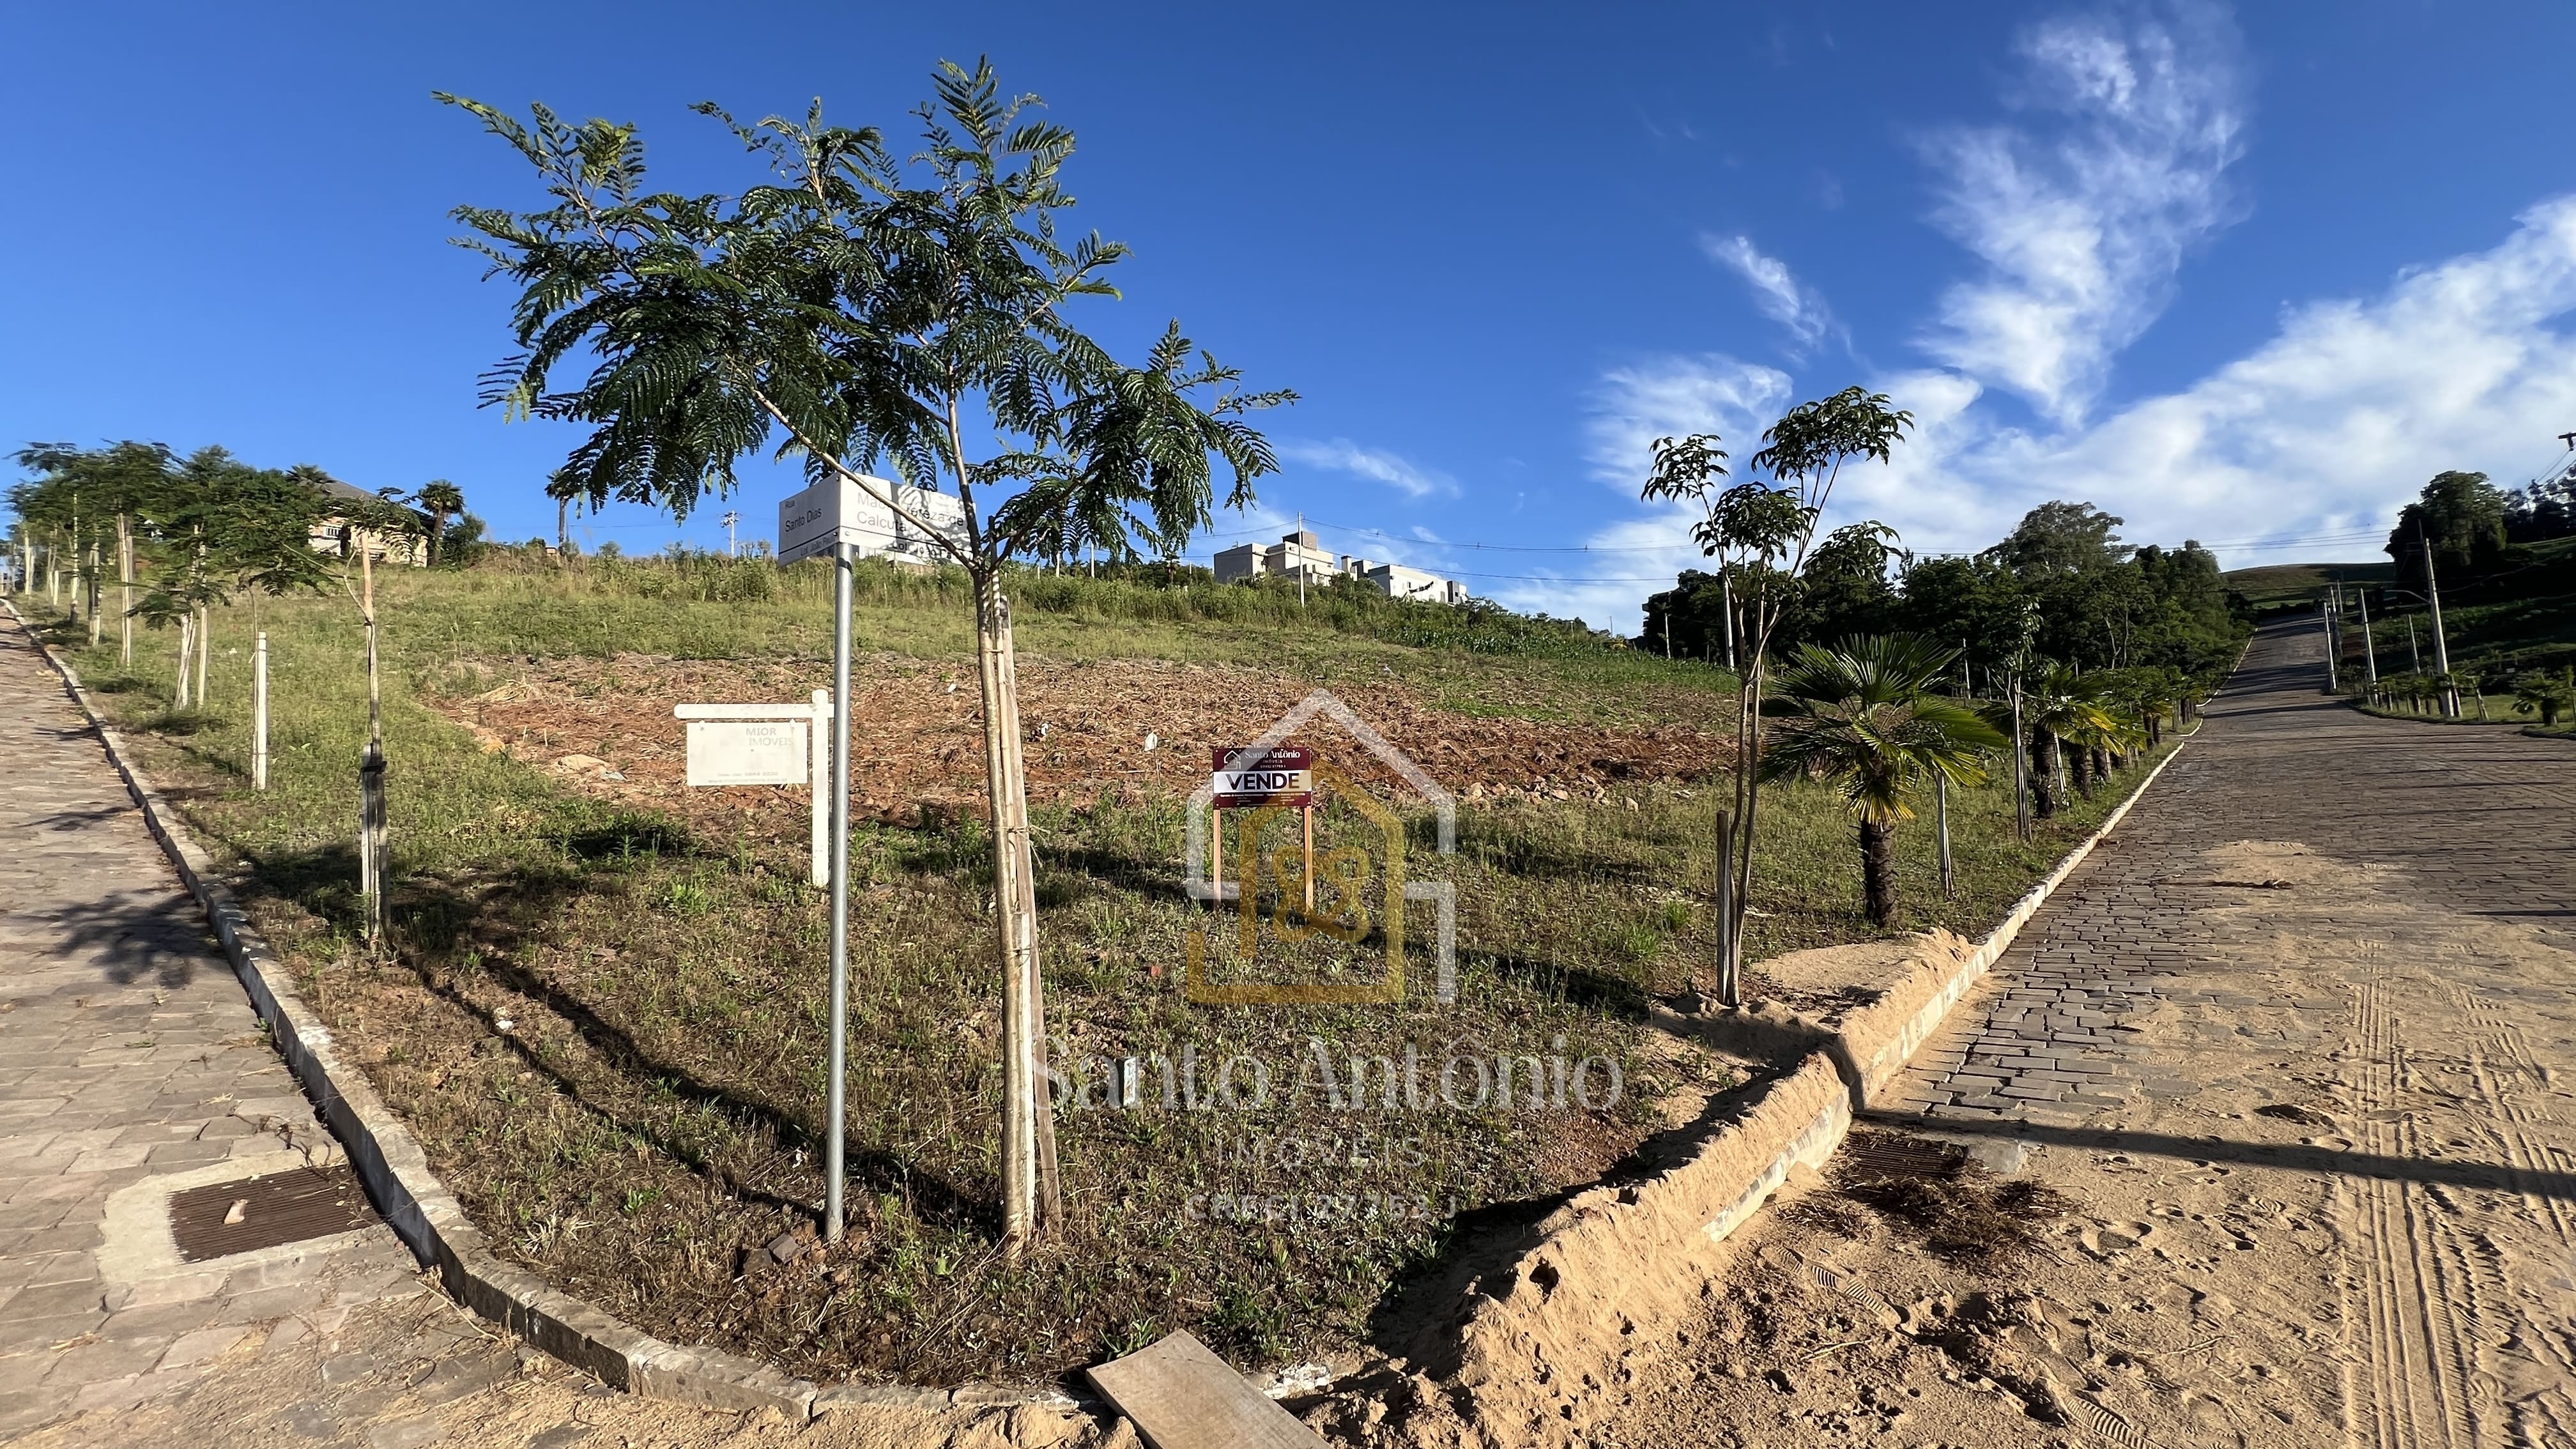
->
431;652;1737;839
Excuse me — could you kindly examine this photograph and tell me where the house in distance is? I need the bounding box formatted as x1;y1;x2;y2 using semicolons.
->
307;477;428;567
1215;528;1468;604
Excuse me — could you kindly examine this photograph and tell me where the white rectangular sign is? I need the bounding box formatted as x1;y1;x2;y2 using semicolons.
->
686;719;809;786
777;475;894;564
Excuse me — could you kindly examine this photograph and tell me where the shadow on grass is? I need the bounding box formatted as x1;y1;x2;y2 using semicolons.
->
242;838;1002;1239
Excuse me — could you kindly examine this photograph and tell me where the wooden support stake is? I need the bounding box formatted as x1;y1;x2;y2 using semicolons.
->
1713;808;1736;1006
1210;806;1222;901
1302;804;1314;913
252;632;270;792
1936;771;1954;898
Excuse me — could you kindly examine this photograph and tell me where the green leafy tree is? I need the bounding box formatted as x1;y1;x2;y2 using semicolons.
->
1986;500;2131;577
2388;471;2510;583
444;62;1291;1246
1639;389;1913;1003
1765;635;2005;926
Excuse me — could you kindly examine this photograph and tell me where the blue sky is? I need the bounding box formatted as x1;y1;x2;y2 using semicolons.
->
6;1;2575;632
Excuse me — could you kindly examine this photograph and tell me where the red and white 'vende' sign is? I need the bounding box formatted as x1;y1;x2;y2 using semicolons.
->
1210;745;1314;808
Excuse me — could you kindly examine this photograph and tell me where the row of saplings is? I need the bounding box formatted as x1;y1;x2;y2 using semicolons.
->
2366;666;2573;725
1758;634;2202;931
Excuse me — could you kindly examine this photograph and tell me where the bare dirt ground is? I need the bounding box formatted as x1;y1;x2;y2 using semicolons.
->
427;652;1733;836
1590;620;2576;1448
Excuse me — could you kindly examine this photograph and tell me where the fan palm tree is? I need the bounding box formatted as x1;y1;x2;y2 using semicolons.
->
1998;664;2120;816
1765;635;2007;926
2513;668;2574;726
415;480;465;565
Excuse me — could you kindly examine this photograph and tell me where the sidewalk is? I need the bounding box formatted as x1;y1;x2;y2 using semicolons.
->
0;612;424;1436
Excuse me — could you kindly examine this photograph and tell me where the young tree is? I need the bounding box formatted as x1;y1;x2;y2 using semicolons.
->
1765;636;2004;926
1643;389;1913;1004
444;61;1291;1248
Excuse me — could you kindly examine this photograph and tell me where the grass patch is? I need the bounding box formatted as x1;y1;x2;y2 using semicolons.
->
18;561;2172;1385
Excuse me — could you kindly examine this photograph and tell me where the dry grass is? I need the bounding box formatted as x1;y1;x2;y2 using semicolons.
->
21;559;2170;1386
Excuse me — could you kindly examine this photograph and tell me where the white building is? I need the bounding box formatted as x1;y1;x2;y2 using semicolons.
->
1344;556;1468;605
1214;529;1340;587
1213;528;1469;605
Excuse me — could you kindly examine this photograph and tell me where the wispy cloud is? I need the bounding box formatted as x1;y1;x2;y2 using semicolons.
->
1583;353;1794;487
1916;0;2248;425
1277;438;1456;500
1885;194;2576;565
1552;194;2576;633
1700;233;1838;355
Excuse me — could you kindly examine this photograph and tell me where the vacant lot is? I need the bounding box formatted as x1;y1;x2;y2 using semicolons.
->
22;556;2170;1389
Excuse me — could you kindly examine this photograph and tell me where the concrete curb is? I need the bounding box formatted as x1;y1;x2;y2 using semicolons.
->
1431;740;2188;1445
1819;741;2189;1110
1;603;1032;1421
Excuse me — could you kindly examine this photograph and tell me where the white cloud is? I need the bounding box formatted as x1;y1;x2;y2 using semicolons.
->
1551;196;2576;632
1583;353;1794;487
1917;0;2247;425
1891;195;2576;564
1278;438;1455;500
1700;233;1838;355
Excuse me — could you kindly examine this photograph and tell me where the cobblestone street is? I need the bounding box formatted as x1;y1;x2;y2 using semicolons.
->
1609;617;2576;1448
0;614;432;1436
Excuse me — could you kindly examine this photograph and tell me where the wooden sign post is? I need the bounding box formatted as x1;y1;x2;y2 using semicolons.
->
675;698;831;886
1209;746;1317;908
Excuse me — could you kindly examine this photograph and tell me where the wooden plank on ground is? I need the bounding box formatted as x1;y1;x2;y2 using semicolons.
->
1082;1330;1330;1449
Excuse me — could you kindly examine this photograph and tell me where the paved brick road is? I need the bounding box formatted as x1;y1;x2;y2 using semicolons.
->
0;614;441;1436
1886;621;2576;1128
1608;616;2576;1448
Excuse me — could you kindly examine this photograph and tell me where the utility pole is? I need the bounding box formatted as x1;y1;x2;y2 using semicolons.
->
2320;590;2338;693
720;511;739;558
2355;584;2379;697
2421;537;2457;717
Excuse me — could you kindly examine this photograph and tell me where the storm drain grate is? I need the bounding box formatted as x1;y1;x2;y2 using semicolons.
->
1835;1130;1970;1182
169;1163;383;1261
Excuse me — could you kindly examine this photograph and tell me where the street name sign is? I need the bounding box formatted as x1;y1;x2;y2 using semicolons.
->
778;476;903;565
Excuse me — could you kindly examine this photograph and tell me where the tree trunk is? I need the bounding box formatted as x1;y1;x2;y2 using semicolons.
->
2069;740;2093;797
117;515;133;666
2095;744;2113;781
174;614;193;710
1859;816;1900;927
195;604;211;705
2031;732;2059;818
973;573;1060;1250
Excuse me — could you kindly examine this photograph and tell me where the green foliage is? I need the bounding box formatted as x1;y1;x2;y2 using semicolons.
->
441;59;1292;569
2388;470;2510;583
1764;635;2006;825
1985;500;2131;576
2512;667;2574;726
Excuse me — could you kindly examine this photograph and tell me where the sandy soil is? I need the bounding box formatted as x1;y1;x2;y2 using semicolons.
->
1560;618;2576;1449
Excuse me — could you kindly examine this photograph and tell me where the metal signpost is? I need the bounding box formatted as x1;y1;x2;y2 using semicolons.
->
1208;745;1315;907
779;477;902;1245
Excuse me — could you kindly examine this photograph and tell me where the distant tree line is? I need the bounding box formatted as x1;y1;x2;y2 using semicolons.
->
1639;498;2246;689
4;441;485;700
